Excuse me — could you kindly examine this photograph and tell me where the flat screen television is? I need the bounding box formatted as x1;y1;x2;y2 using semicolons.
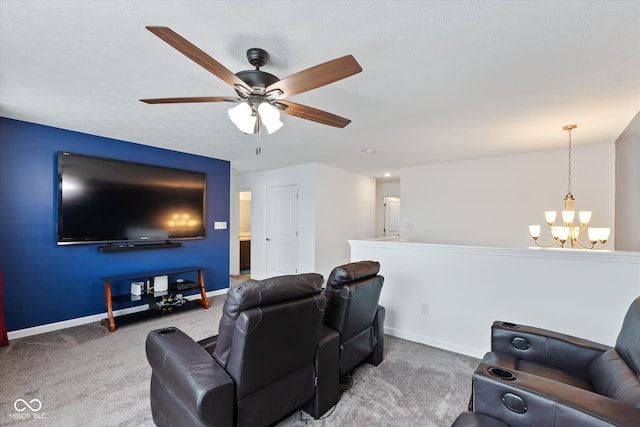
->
57;151;206;245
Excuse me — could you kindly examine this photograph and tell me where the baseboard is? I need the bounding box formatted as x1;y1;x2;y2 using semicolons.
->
383;326;485;359
7;288;228;340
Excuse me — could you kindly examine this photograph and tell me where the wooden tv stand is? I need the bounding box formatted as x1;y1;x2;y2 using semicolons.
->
100;266;209;332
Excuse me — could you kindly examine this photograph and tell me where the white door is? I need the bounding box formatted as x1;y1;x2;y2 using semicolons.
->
265;185;299;277
384;196;400;237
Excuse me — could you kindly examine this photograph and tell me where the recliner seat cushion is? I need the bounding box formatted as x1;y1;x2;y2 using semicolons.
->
589;348;640;409
214;273;323;367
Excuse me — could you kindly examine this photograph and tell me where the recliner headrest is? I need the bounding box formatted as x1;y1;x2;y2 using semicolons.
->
214;273;324;367
327;261;380;288
615;296;640;376
228;273;324;313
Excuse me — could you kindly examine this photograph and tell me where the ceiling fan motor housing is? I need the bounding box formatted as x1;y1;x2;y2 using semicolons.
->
235;70;280;93
235;48;280;96
236;47;280;95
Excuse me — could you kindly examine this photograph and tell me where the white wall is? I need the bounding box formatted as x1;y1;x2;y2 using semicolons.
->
314;164;376;278
231;163;375;280
400;143;615;249
375;180;401;238
351;239;640;358
615;111;640;251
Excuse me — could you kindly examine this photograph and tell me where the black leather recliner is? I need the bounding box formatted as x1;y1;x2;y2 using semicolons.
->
146;273;326;427
322;260;385;377
466;296;640;426
297;261;387;419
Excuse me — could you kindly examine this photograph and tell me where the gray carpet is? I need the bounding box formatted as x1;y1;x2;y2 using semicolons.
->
0;293;477;426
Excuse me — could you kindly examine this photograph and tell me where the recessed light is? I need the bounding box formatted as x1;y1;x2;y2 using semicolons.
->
384;172;391;177
362;148;376;154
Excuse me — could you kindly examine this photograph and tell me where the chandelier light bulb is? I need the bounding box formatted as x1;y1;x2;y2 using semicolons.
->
562;210;575;225
545;211;557;225
529;225;541;239
557;226;570;242
579;211;592;225
588;227;611;243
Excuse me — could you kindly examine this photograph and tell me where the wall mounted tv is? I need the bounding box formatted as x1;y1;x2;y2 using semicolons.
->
57;152;206;246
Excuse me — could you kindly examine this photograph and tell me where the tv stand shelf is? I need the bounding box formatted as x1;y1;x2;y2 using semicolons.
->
99;266;209;332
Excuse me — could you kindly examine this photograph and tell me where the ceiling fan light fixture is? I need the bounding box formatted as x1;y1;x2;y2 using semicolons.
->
258;102;283;134
228;102;257;134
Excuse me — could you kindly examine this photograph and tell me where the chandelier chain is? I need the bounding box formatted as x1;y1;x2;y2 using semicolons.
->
567;127;572;194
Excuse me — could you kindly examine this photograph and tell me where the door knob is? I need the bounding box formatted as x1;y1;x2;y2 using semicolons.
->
266;238;271;241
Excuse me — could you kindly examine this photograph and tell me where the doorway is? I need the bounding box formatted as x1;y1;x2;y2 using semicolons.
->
238;191;252;275
265;185;299;277
383;196;400;237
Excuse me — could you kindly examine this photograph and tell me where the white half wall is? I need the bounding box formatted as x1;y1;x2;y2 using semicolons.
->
350;239;640;358
400;143;615;249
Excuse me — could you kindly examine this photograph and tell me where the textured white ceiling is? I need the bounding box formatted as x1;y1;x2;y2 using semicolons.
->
1;1;639;178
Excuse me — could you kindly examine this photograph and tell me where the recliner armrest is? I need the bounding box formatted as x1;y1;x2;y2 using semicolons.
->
472;361;640;426
146;327;235;427
491;321;610;377
304;324;340;419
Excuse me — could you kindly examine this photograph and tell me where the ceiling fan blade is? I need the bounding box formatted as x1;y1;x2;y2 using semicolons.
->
146;26;250;91
278;101;351;128
266;55;362;98
140;96;239;104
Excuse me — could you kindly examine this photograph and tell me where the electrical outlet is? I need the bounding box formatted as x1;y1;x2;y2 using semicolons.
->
420;303;429;316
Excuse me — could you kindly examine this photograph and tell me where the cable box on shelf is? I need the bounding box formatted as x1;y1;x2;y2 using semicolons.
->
170;280;197;292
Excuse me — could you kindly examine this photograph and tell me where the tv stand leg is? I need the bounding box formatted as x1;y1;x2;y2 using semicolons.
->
104;280;116;332
195;269;209;309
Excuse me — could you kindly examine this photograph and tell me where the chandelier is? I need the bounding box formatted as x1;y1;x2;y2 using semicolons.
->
528;124;611;249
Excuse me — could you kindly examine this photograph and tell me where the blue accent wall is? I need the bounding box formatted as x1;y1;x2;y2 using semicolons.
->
0;118;230;331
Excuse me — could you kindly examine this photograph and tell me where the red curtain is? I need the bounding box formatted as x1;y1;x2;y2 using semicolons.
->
0;268;9;346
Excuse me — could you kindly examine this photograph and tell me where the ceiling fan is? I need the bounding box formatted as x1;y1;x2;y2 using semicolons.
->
140;26;362;134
